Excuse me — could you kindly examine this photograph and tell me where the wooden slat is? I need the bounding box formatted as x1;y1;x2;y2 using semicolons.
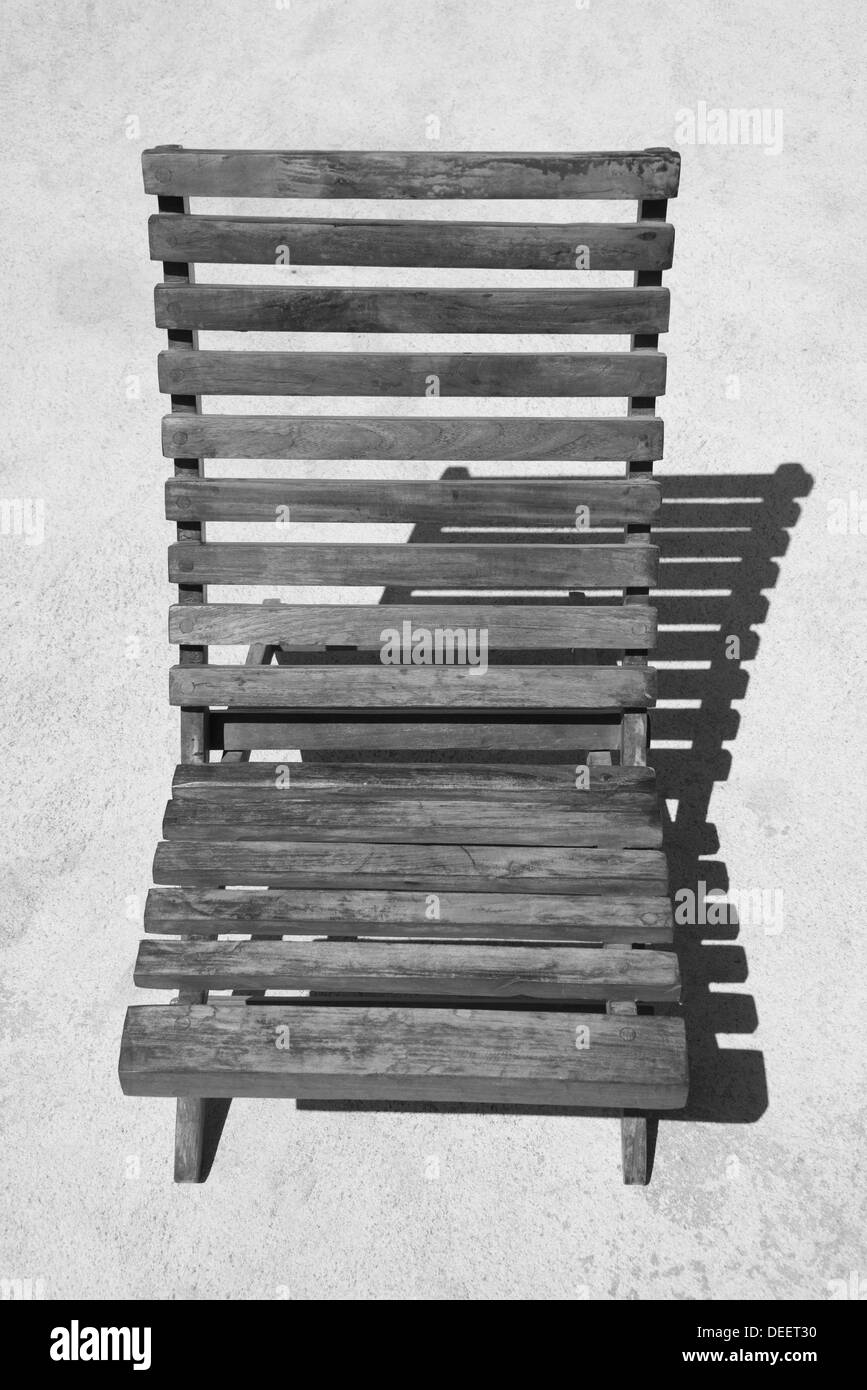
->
142;149;681;200
162;415;662;461
171;761;655;796
158;350;666;398
143;886;670;942
119;1003;689;1108
169;778;654;813
151;841;668;893
168;541;658;588
212;714;623;752
161;809;660;851
135;939;681;1001
162;795;661;849
169;664;657;710
149;214;676;270
169;602;658;650
166;477;662;525
155;285;670;334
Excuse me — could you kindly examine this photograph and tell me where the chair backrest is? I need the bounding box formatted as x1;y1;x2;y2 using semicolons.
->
144;147;680;764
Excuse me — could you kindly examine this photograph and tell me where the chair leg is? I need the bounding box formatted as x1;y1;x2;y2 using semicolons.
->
606;998;651;1184
620;1113;649;1185
174;1097;207;1183
173;981;210;1183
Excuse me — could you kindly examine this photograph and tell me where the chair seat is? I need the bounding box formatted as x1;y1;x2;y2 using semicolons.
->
149;761;671;942
120;759;683;1110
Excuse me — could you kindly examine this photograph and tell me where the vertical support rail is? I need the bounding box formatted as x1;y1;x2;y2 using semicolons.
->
622;164;668;769
158;149;209;766
616;158;670;1183
156;147;211;1181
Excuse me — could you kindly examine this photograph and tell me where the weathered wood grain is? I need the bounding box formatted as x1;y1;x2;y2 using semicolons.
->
165;477;662;525
167;541;658;588
168;602;658;651
154;285;670;334
162;414;663;461
149;214;676;270
161;792;662;849
143;885;671;942
142;149;681;200
135;939;681;1001
151;841;669;893
119;1003;689;1108
167;779;654;814
168;663;657;711
158;350;666;398
171;761;655;795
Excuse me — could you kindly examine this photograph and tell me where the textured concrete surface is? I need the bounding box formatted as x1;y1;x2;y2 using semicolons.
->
1;0;866;1301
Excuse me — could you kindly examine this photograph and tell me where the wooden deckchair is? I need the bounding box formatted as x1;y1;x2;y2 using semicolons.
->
118;148;687;1183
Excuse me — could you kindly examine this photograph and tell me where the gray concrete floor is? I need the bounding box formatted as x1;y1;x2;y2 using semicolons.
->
2;0;865;1300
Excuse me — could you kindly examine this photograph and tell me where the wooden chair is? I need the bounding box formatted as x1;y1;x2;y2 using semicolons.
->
118;148;687;1183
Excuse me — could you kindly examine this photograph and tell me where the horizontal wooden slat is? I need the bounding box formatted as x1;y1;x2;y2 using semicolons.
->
151;842;668;893
155;285;670;334
169;603;658;650
162;796;661;849
163;415;662;461
119;1003;689;1108
149;214;676;270
144;887;670;942
161;810;660;851
145;898;670;948
168;541;658;588
172;762;654;796
212;715;623;752
158;350;666;397
166;477;662;525
142;149;681;200
134;939;680;1000
169;664;657;711
169;780;653;815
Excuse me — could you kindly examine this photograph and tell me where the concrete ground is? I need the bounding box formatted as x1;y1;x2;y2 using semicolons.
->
1;0;865;1300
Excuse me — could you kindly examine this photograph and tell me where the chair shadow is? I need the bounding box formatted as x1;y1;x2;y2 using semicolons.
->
652;462;812;1124
199;1098;232;1181
297;461;813;1142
